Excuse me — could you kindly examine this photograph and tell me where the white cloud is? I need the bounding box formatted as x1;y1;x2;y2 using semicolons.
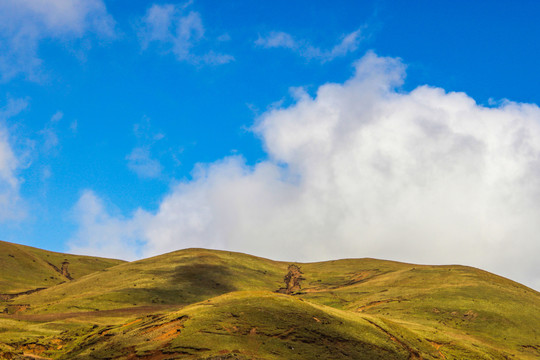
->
68;190;148;260
70;120;78;134
255;29;363;62
0;98;29;119
0;0;116;81
138;3;234;65
68;52;540;290
217;33;231;42
326;30;363;58
201;51;235;66
126;147;163;179
255;32;296;49
127;118;166;179
40;128;59;152
0;99;28;221
40;110;66;153
51;111;64;123
0;128;21;220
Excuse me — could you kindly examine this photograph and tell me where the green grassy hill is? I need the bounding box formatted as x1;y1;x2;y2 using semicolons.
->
0;240;125;295
0;246;538;359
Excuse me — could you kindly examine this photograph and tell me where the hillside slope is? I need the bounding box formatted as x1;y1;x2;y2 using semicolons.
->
0;246;539;359
0;240;125;294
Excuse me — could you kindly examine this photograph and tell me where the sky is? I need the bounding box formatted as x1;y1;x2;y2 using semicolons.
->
1;0;540;290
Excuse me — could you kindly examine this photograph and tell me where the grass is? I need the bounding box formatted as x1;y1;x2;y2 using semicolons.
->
0;245;539;359
0;240;124;294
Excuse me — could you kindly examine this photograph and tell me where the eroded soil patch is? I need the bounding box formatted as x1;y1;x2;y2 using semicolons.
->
357;299;401;312
276;265;305;294
364;319;422;360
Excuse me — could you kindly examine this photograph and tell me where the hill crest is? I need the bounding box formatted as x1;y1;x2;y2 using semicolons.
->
0;241;539;359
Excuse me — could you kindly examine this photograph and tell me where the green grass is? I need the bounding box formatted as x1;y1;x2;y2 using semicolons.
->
0;246;539;359
0;240;125;294
13;249;286;313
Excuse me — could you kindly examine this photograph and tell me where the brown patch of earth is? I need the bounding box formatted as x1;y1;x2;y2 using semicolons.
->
125;349;186;360
428;341;446;359
303;271;378;293
2;304;31;314
6;343;56;360
49;339;63;350
223;325;238;333
123;318;143;327
276;265;305;294
462;310;478;321
275;327;296;340
357;299;399;312
20;355;53;360
364;319;422;360
140;316;188;343
343;271;376;286
0;304;179;321
0;288;47;301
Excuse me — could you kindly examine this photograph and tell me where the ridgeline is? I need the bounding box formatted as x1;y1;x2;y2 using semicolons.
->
0;240;538;359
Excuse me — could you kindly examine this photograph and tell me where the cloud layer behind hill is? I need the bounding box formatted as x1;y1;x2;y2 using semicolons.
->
69;52;540;290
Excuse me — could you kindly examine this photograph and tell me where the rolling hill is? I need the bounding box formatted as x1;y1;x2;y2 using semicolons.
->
0;243;538;359
0;240;125;295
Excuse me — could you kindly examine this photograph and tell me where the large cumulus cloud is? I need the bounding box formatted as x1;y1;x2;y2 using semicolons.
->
69;52;540;290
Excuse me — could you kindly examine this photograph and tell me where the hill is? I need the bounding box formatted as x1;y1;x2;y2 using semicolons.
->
0;240;125;295
0;246;539;359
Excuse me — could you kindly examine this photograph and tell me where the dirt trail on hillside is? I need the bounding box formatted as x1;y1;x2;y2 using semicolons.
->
302;270;385;293
0;288;47;301
357;299;400;312
364;318;422;359
0;305;180;321
20;355;53;360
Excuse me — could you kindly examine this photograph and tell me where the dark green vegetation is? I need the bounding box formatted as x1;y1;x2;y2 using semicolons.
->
0;240;538;359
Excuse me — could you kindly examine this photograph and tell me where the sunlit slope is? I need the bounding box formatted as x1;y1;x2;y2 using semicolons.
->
299;260;540;358
5;247;540;359
0;240;125;294
17;248;288;312
40;292;429;360
5;292;536;360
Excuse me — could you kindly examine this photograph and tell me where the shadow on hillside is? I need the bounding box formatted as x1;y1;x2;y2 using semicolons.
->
114;264;237;306
171;263;237;295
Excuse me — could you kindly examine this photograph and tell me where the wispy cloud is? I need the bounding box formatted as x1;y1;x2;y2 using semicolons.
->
69;52;540;291
137;2;234;65
0;98;29;221
39;111;64;153
255;29;363;62
50;111;64;123
126;118;166;179
127;147;163;179
256;32;296;49
0;0;116;82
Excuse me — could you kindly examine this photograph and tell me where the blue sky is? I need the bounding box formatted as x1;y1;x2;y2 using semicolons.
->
1;0;540;289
